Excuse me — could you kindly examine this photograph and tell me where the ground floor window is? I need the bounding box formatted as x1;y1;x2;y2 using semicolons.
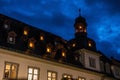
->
28;67;40;80
4;61;19;79
47;71;57;80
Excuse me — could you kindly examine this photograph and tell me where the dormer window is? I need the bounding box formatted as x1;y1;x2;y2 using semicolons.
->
23;27;29;35
7;31;17;44
29;42;34;48
46;43;52;53
62;51;66;57
72;43;76;47
88;41;92;47
40;33;44;41
24;30;28;35
28;38;36;49
47;47;51;53
4;20;10;30
40;35;44;41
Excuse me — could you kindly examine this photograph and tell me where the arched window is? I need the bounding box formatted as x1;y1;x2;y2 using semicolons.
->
7;31;17;44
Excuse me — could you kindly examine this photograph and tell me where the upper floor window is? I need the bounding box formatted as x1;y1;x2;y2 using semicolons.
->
40;33;44;41
28;38;36;49
72;43;76;47
46;43;53;53
28;67;39;80
88;41;92;47
3;62;19;79
47;71;57;80
78;76;86;80
89;57;96;68
23;27;29;35
4;20;10;30
62;74;72;79
105;63;111;74
100;61;105;72
7;31;17;44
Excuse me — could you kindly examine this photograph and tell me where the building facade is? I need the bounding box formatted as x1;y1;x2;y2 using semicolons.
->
0;13;120;80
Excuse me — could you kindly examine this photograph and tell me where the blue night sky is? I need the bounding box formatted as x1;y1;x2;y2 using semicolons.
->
0;0;120;60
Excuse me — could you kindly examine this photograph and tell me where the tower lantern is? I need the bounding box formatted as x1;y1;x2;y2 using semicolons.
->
74;9;87;38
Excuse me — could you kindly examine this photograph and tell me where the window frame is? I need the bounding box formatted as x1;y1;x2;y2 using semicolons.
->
89;57;96;68
47;70;57;80
27;66;40;80
78;76;86;80
3;61;19;79
62;73;72;79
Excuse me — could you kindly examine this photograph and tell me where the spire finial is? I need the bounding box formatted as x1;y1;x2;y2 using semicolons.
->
79;8;81;16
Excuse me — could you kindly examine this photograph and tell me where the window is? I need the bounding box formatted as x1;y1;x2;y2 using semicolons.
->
7;31;17;44
28;38;36;49
40;33;44;41
4;20;10;30
100;61;105;72
105;63;111;74
78;77;86;80
72;43;76;47
23;27;29;35
4;62;19;79
62;74;72;79
88;41;92;47
47;71;57;80
89;57;96;68
28;67;39;80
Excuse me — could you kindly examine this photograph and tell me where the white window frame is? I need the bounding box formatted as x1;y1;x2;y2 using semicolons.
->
47;70;57;80
28;67;40;80
3;61;19;79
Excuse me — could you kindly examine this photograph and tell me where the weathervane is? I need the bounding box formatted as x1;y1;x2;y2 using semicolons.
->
79;8;81;16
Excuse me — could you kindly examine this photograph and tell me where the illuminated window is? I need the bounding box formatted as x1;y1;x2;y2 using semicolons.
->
89;57;96;68
4;62;19;79
47;71;57;80
40;36;44;40
72;43;76;47
23;27;29;35
28;67;39;80
24;30;28;35
7;31;17;44
4;24;9;29
28;38;36;49
79;26;82;29
4;20;10;29
88;41;92;47
63;74;72;79
78;77;86;80
62;52;66;57
47;47;51;53
29;42;34;48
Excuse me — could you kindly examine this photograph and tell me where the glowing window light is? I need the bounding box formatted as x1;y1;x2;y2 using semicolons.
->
40;36;44;40
29;42;34;48
24;30;28;35
62;52;66;57
72;43;76;47
47;47;51;53
88;41;92;47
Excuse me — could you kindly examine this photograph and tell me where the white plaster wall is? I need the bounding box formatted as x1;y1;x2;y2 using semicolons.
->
84;52;100;71
0;49;102;80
